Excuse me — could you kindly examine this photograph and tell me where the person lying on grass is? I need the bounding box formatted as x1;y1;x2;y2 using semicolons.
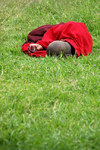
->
22;21;93;58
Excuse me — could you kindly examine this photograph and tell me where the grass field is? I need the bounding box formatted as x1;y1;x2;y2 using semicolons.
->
0;0;100;149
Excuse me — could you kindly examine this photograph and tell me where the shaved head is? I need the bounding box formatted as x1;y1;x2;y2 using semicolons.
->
46;41;75;57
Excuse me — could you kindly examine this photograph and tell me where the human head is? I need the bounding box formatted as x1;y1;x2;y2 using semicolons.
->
46;40;75;57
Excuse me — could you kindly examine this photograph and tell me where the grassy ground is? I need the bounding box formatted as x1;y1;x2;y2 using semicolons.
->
0;0;100;149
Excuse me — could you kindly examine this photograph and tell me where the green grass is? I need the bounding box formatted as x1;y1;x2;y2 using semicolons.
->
0;0;100;149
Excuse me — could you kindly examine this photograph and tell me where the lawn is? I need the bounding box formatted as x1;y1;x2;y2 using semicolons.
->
0;0;100;150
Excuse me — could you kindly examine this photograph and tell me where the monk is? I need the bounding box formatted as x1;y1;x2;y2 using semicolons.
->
22;21;93;57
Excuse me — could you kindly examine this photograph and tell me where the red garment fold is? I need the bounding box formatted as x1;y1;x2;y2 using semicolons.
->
22;22;64;45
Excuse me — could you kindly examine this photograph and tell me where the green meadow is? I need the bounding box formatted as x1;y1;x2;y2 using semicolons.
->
0;0;100;149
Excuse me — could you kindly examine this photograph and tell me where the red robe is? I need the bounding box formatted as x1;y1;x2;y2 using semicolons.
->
22;21;93;57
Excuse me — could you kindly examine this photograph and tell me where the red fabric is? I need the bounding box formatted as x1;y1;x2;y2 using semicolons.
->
22;22;64;45
36;21;93;57
22;21;93;57
22;22;64;57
